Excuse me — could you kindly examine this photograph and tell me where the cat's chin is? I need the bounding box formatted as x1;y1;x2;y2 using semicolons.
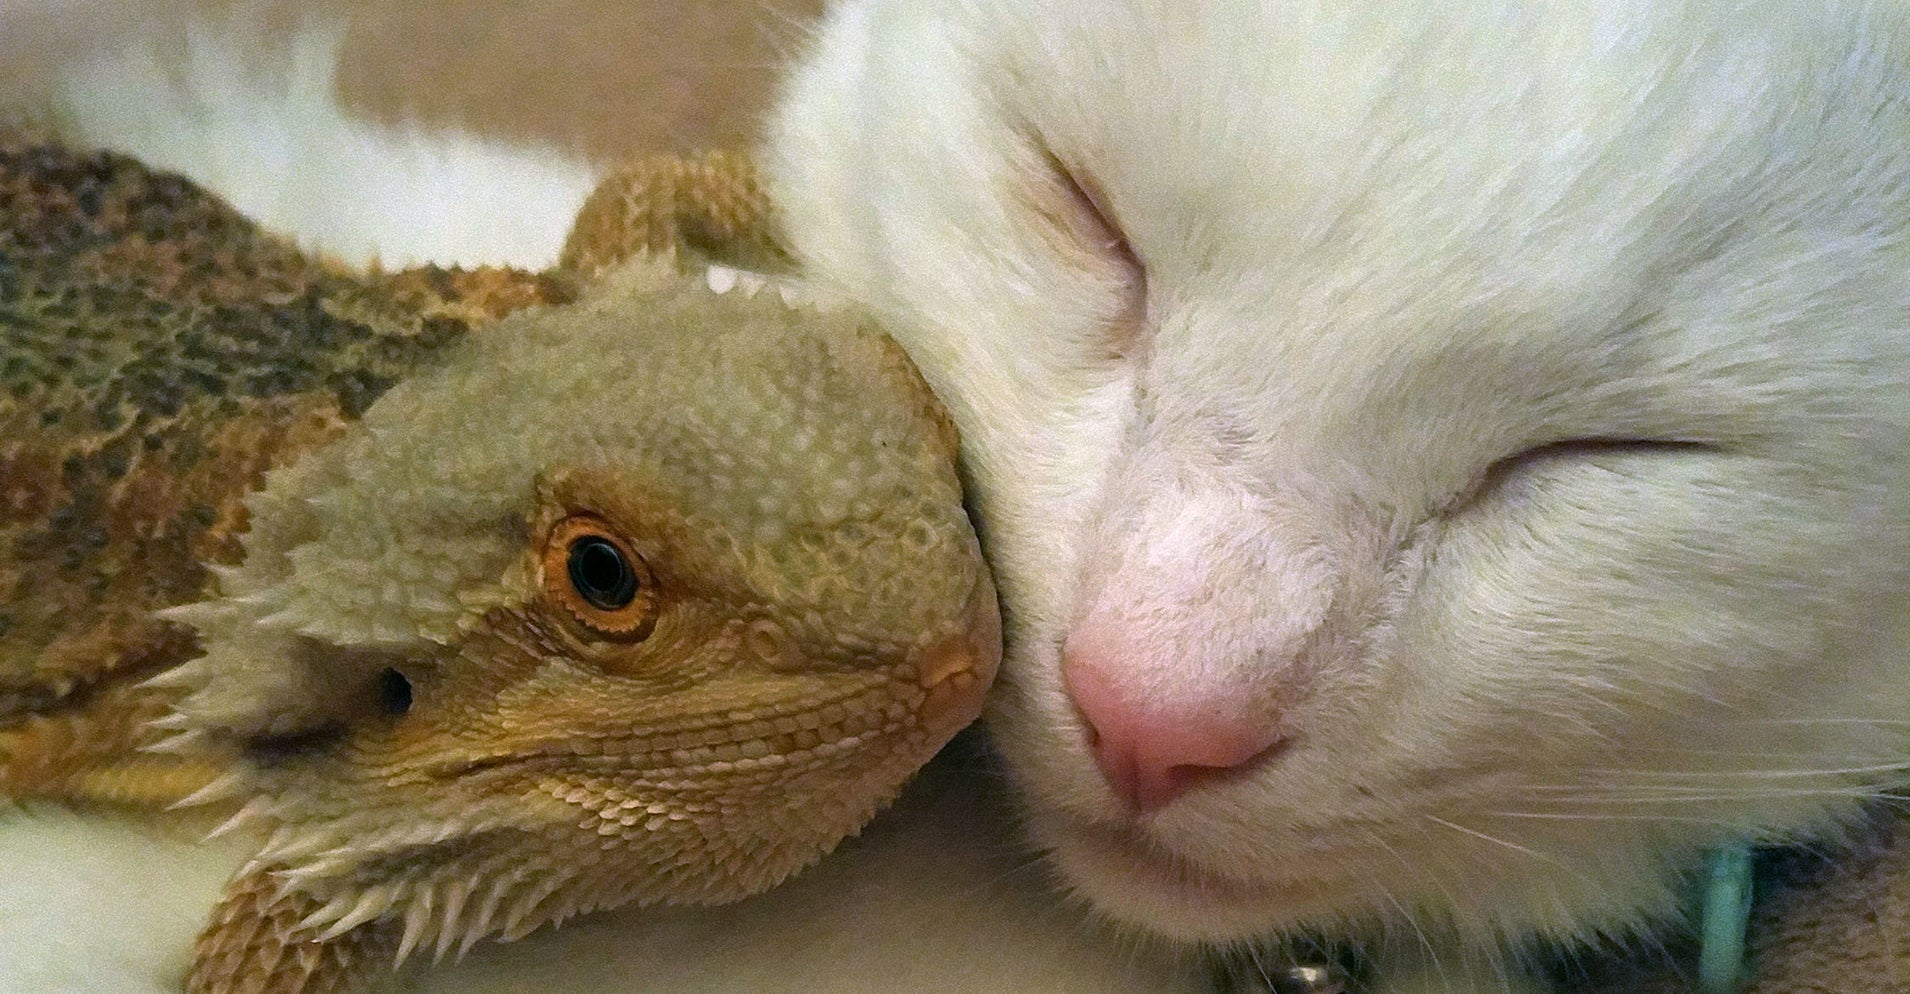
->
1038;815;1343;943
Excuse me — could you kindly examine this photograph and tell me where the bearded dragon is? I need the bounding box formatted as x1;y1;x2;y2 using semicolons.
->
0;134;998;994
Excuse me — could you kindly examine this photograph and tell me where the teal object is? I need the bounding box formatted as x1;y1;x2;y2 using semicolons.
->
1696;843;1755;994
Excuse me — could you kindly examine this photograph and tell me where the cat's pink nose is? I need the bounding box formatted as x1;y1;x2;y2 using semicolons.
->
1062;650;1286;813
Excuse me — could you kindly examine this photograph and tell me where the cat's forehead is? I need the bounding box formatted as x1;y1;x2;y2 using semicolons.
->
1019;0;1851;349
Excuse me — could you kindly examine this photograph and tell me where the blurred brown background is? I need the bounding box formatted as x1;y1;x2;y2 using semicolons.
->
0;0;824;162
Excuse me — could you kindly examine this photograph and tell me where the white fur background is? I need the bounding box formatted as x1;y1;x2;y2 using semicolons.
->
0;762;1200;994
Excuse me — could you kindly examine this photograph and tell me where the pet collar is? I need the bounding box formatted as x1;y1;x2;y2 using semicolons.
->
1697;841;1755;994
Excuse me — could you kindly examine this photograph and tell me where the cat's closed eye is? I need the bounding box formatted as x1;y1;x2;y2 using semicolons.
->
1450;438;1721;515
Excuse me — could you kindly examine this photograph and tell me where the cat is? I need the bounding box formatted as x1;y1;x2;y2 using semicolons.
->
16;2;1910;992
765;0;1910;988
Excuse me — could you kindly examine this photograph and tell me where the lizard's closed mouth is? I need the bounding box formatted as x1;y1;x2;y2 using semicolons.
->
426;693;930;783
431;729;868;781
434;569;1000;784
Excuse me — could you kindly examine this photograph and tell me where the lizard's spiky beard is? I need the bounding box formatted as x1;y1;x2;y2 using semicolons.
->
184;592;994;965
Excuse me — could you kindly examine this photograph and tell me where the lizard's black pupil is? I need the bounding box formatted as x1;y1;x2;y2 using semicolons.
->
567;536;638;610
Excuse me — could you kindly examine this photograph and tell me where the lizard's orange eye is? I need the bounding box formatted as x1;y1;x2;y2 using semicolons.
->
542;515;657;642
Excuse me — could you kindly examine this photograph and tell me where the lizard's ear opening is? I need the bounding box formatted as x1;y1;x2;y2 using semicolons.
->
218;656;417;763
233;655;424;762
377;667;413;716
540;513;659;644
155;598;429;747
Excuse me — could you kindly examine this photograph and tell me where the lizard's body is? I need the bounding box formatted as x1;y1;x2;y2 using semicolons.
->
0;130;564;808
0;134;997;994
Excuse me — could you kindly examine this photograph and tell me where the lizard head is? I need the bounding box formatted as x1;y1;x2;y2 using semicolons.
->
159;264;999;961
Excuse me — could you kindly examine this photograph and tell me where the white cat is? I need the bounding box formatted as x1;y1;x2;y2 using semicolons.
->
767;0;1910;988
15;2;1910;993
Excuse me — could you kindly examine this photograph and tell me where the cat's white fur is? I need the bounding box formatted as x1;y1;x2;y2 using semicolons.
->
53;25;598;270
10;3;1910;992
767;0;1910;986
0;810;240;994
0;765;1201;994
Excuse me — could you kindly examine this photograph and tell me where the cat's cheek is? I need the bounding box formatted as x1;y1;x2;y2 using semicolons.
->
989;654;1344;942
984;646;1118;820
1024;807;1324;943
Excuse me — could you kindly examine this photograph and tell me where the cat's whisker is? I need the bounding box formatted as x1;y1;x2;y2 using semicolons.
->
1734;717;1910;727
1361;825;1461;916
962;849;1052;900
1486;810;1763;828
1578;762;1910;779
1375;879;1442;975
1241;942;1280;990
1623;747;1909;761
1518;787;1904;803
1420;815;1556;865
1415;813;1618;904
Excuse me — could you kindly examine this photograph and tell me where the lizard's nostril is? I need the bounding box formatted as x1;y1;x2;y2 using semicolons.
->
917;569;1003;730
